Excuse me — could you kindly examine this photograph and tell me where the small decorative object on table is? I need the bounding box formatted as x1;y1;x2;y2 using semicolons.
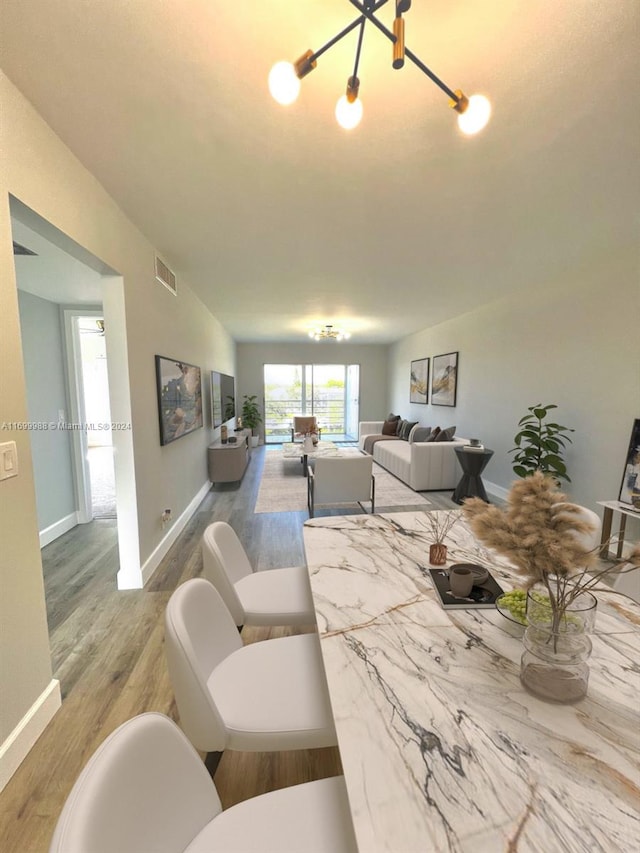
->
424;511;461;566
463;471;640;703
449;566;474;597
427;566;504;609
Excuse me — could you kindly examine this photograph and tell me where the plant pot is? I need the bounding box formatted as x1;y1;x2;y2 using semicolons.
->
429;543;447;566
251;435;259;448
520;587;596;704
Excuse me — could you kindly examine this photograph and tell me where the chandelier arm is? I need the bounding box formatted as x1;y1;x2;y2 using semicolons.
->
403;47;459;103
352;17;366;81
308;15;366;64
347;0;460;104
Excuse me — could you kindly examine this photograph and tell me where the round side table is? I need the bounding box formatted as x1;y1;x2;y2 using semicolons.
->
452;447;494;504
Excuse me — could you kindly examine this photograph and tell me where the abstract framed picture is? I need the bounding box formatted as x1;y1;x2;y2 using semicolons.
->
155;355;203;445
618;418;640;505
410;358;429;404
431;351;458;407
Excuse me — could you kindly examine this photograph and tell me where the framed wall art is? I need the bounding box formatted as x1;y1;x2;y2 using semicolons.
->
155;355;203;445
618;418;640;505
410;358;429;404
431;351;458;407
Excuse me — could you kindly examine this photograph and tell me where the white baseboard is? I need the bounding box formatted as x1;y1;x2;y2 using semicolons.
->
484;480;509;502
39;512;78;548
0;679;61;792
138;480;211;586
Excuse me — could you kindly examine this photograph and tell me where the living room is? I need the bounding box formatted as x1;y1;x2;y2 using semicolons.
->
1;2;638;848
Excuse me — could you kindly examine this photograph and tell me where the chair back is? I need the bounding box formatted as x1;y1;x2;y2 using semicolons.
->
552;502;602;553
202;522;252;625
165;579;241;752
293;415;318;435
312;455;373;504
49;713;221;853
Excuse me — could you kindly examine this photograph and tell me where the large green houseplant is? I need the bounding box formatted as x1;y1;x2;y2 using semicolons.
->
241;394;262;446
509;403;574;483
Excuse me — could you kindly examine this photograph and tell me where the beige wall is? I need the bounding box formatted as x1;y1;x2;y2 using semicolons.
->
389;251;640;515
0;72;235;748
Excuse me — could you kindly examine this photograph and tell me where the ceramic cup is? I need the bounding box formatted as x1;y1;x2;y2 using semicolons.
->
449;566;474;598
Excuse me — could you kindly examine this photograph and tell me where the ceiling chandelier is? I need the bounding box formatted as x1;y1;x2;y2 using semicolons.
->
268;0;491;133
309;325;351;341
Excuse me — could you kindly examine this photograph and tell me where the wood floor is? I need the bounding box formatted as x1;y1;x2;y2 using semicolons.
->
0;445;459;853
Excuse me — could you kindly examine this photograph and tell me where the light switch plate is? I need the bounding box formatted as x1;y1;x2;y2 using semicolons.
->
0;441;18;481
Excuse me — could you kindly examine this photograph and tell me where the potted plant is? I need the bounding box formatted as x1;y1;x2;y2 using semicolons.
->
510;403;574;483
241;394;262;447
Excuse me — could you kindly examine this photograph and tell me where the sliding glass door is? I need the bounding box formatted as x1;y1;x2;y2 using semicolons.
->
263;363;360;443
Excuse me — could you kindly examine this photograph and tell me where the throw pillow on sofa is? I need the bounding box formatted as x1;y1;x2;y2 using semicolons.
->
382;415;400;435
425;427;441;442
400;420;419;440
410;426;432;443
435;425;456;441
396;418;407;436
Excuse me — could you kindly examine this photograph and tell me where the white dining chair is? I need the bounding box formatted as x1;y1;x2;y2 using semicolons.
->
164;578;336;760
612;567;640;603
49;712;357;853
308;455;375;518
201;522;315;628
552;502;602;552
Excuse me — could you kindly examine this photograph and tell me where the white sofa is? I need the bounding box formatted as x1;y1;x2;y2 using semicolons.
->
358;421;469;492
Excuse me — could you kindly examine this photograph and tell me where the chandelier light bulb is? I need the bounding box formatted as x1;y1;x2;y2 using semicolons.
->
457;94;491;135
335;95;363;130
268;61;301;106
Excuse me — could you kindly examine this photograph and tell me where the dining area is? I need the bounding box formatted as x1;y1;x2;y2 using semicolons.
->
303;509;640;852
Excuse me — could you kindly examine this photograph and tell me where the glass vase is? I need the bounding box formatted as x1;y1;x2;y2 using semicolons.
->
520;586;597;704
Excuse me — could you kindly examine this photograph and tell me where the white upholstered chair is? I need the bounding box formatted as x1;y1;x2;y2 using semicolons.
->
308;455;375;518
291;415;321;442
164;578;336;756
201;522;315;628
612;567;640;603
49;712;357;853
552;502;602;552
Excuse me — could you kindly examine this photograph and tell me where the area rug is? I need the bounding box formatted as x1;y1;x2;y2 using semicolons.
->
255;448;431;514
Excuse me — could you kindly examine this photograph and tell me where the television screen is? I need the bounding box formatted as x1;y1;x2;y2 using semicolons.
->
211;371;235;428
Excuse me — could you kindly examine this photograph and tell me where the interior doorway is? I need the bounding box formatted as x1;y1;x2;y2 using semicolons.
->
77;315;116;519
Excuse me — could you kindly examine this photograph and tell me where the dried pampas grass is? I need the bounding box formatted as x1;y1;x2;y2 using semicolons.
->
462;471;639;621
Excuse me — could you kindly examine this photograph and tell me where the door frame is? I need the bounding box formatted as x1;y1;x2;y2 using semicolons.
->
62;308;103;523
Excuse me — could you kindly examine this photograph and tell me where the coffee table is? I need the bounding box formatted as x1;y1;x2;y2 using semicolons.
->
282;440;340;476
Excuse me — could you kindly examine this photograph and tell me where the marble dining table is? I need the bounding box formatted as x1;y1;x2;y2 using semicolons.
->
302;510;640;853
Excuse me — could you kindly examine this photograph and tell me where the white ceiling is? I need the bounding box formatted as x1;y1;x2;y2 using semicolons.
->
1;1;638;343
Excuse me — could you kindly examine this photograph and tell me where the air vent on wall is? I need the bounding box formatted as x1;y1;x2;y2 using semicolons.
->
155;256;177;295
13;241;37;256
